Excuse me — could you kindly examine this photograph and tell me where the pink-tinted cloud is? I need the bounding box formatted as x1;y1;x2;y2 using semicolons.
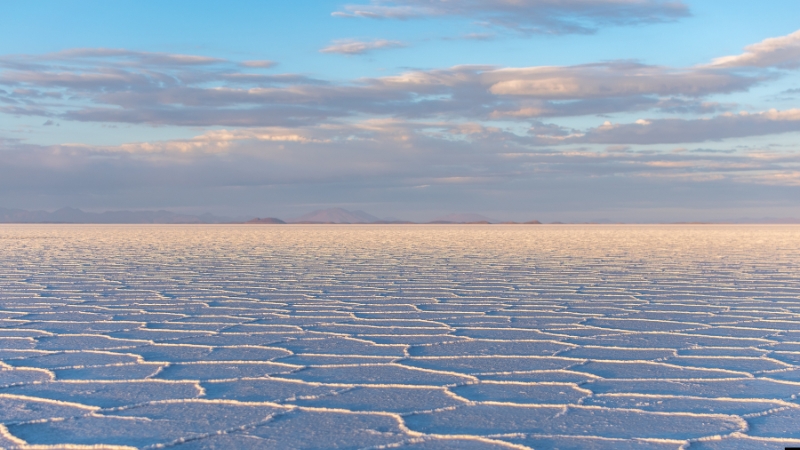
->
240;60;277;68
711;29;800;69
320;39;407;55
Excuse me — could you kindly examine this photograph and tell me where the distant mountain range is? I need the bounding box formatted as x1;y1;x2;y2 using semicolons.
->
2;207;510;224
0;207;235;224
3;207;798;224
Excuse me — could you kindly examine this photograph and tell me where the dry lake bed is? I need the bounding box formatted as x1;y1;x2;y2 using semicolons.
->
0;225;799;449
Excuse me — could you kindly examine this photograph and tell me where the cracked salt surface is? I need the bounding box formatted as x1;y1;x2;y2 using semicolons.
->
0;225;799;449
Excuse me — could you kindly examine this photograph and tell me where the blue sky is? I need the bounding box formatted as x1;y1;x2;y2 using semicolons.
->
1;0;800;221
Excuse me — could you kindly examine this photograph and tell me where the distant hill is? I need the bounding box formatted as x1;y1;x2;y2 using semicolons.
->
0;207;234;224
246;217;286;224
289;208;381;224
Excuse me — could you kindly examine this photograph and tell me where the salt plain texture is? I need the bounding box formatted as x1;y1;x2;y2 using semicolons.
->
0;225;799;449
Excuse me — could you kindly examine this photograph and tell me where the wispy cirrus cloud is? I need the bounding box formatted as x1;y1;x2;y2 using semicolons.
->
320;39;407;55
333;0;690;34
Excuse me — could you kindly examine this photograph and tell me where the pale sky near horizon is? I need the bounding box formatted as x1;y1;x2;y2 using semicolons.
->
1;0;800;222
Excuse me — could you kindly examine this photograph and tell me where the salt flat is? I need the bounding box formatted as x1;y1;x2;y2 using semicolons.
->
0;225;799;449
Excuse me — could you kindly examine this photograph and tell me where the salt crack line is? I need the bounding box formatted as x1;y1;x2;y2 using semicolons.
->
683;431;800;449
144;411;286;450
369;435;532;449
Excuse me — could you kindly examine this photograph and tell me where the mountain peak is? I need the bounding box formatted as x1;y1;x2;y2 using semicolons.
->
246;217;286;224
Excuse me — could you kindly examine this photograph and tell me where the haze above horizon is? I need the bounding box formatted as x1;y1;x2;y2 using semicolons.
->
1;1;799;222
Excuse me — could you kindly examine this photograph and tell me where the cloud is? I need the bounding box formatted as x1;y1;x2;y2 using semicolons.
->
35;128;325;156
320;39;407;55
0;50;765;127
47;48;227;66
462;33;496;40
533;109;800;145
483;62;753;99
58;105;339;128
0;33;793;143
711;29;800;69
240;60;277;68
4;32;800;220
39;106;800;156
0;50;338;127
2;123;799;221
333;0;690;34
655;98;732;114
